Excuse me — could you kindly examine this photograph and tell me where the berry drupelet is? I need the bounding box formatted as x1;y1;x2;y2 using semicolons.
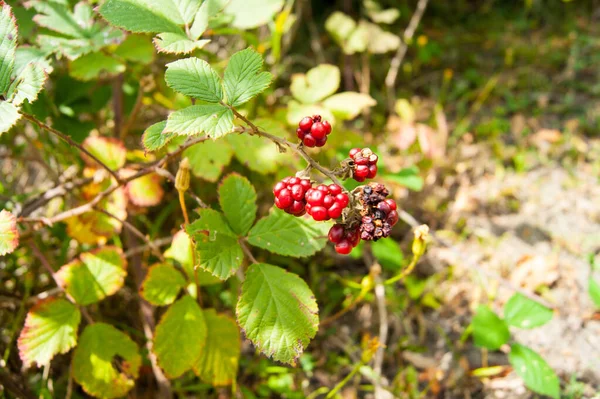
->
305;184;349;221
297;115;332;148
273;177;312;216
328;224;361;255
349;148;378;182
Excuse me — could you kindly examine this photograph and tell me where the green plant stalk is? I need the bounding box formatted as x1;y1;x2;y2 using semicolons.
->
325;360;366;398
384;251;423;286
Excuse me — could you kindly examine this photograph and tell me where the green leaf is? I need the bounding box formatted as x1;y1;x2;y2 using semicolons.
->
7;62;46;106
18;298;80;368
503;293;553;329
193;309;240;386
223;48;272;107
153;296;207;378
114;34;155;64
186;209;243;280
165;104;234;138
290;64;340;104
171;0;201;25
224;0;284;29
55;247;127;305
0;101;21;135
183;139;233;182
164;230;221;285
82;136;127;170
322;92;376;120
364;0;400;24
247;209;330;258
98;0;184;34
0;1;17;96
371;239;404;272
125;173;164;207
165;58;223;102
383;166;424;191
509;343;560;399
73;323;141;399
28;1;90;38
589;279;600;309
325;11;356;44
218;173;257;236
142;121;175;152
286;100;335;126
140;263;186;306
190;0;227;39
0;209;19;256
471;305;510;350
153;32;209;54
237;263;319;364
69;52;125;81
365;21;400;54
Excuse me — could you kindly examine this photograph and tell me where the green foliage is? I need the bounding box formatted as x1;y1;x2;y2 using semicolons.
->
237;263;319;364
588;279;600;308
140;263;186;306
0;209;18;256
224;48;272;107
165;58;223;102
142;121;175;151
99;0;184;34
471;305;510;350
219;173;257;236
165;104;234;137
0;1;17;95
184;139;234;181
509;344;560;399
504;293;553;329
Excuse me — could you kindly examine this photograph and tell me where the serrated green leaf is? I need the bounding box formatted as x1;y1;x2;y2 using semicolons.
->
589;279;600;309
189;0;227;39
247;209;330;258
194;309;240;386
290;64;340;104
18;298;80;368
140;263;186;306
0;2;17;96
237;263;318;364
165;57;223;102
69;52;125;81
471;305;510;350
98;0;184;34
164;230;221;285
224;0;284;29
154;295;207;378
170;0;201;25
509;343;560;399
0;209;19;256
55;247;127;305
114;34;155;64
153;32;209;54
223;48;272;107
322;92;375;120
15;47;52;75
218;173;257;236
183;137;233;182
503;293;553;329
186;209;243;280
165;104;234;138
0;101;21;135
82;136;127;170
142;121;175;152
73;323;141;399
30;1;89;38
7;62;46;106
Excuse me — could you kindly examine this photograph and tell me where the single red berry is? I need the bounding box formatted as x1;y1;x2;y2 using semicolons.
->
387;210;399;226
273;181;286;196
311;206;328;221
311;122;327;139
323;195;334;208
315;137;327;147
335;240;352;255
355;157;369;166
328;184;342;195
306;189;324;205
346;228;360;247
300;179;312;190
327;202;343;219
377;201;391;215
349;148;361;157
299;117;313;131
291;184;304;200
275;196;283;209
316;184;329;193
289;177;299;185
303;134;316;147
278;189;293;208
328;224;345;243
296;128;305;139
384;199;397;211
322;120;332;135
355;165;369;178
335;193;349;208
367;165;378;179
290;200;305;214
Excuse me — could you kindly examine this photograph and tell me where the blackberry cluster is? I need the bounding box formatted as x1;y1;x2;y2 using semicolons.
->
328;224;360;255
349;148;378;182
305;184;349;221
358;183;399;241
273;177;312;216
297;115;332;148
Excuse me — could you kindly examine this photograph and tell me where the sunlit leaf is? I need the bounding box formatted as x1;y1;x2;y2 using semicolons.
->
223;48;272;107
503;293;553;329
224;0;284;29
589;279;600;309
165;57;223;102
142;121;175;152
509;343;560;399
218;173;257;236
237;263;318;364
153;33;209;54
0;209;19;256
29;1;90;38
7;62;46;105
99;0;184;34
290;64;340;104
286;100;335;126
471;305;510;350
18;298;80;368
165;104;234;138
189;0;227;39
125;173;164;207
140;263;186;306
183;139;233;182
69;52;125;81
82;136;127;170
114;34;155;64
0;1;17;95
164;230;221;285
322;92;376;120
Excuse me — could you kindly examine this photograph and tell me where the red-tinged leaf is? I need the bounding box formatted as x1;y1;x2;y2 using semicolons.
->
125;173;164;207
82;136;127;170
0;209;19;255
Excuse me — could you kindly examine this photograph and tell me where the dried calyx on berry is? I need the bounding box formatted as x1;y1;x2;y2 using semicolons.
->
305;184;349;221
273;177;312;216
328;224;360;255
349;148;378;182
357;183;399;241
297;115;332;148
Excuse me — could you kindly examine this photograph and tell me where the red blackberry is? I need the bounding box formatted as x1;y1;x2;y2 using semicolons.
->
349;148;378;182
273;176;312;216
305;184;349;221
328;224;361;255
297;115;332;148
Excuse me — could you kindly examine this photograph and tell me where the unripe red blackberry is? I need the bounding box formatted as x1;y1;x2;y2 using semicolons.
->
297;115;332;148
328;223;361;255
349;148;378;182
357;183;398;241
273;176;312;216
305;184;349;222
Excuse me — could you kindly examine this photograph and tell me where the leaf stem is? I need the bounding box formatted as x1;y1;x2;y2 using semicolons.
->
325;360;366;399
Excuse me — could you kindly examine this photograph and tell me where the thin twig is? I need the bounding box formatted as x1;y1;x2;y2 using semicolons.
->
20;113;122;183
384;0;429;112
124;237;173;258
19;176;93;217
